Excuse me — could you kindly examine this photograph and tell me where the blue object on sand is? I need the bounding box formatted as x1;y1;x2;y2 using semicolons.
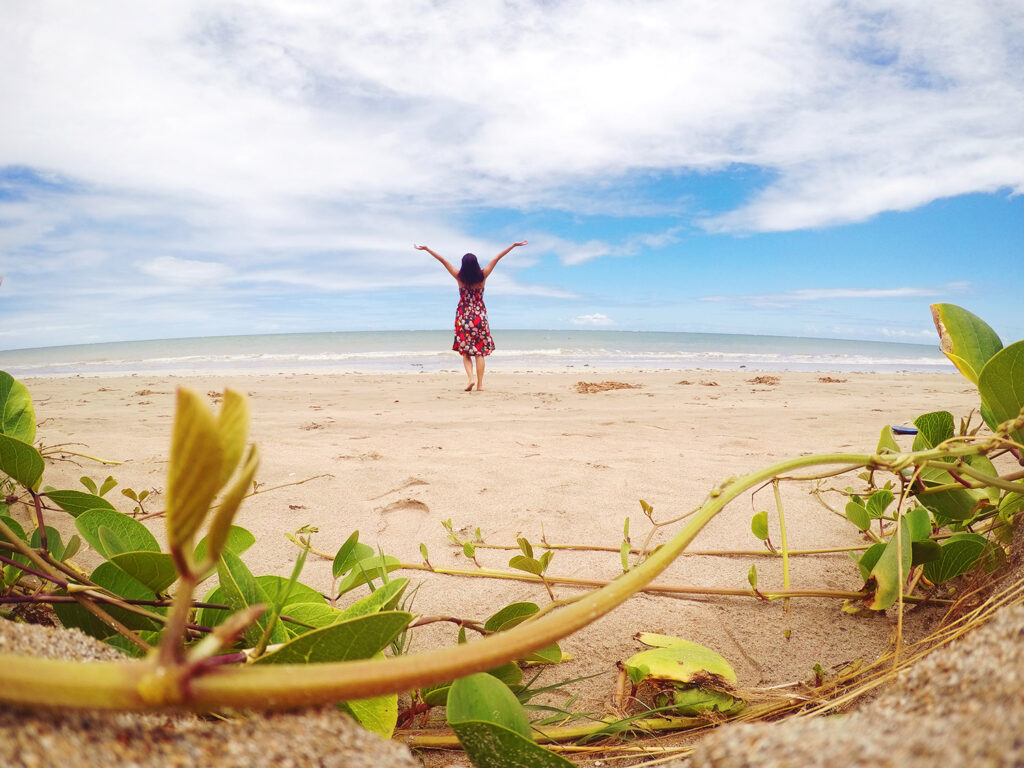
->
891;426;919;435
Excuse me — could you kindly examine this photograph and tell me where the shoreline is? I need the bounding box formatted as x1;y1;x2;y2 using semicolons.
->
0;329;954;379
16;363;960;380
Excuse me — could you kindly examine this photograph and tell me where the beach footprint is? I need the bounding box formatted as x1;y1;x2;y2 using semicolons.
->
374;498;431;539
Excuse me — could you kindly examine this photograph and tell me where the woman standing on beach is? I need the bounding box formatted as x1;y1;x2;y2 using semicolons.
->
415;241;528;391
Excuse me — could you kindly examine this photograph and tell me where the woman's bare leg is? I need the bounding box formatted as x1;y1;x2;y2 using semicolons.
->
475;355;485;390
462;355;475;391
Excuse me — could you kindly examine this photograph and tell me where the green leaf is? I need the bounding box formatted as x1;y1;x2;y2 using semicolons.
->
865;517;912;610
338;660;399;738
166;388;224;553
253;611;412;665
29;526;66;560
336;555;401;596
75;508;160;559
931;303;1003;385
338;694;398;738
448;673;531;738
203;446;259;567
747;563;758;590
845;500;870;531
517;537;534;559
338;578;409;620
1;515;31;587
624;638;737;685
0;434;44;491
633;632;690;648
999;492;1024;524
98;525;128;557
485;602;540;633
965;455;1002;505
451;721;575;768
866;489;895;519
488;662;525;690
750;510;769;540
260;575;325;608
508;555;544;576
46;490;119;518
332;531;374;578
0;515;28;543
923;533;989;584
52;561;163;640
0;371;36;443
523;642;562;664
98;475;118;497
215;389;249;487
914;483;984;522
423;662;527;708
620;540;630;572
905;507;932;541
193;525;256;563
199;576;324;632
655;686;742;716
912;411;954;452
108;551;179;594
80;476;98;495
282;603;345;634
463;541;476;559
217;550;287;647
857;542;886;580
103;630;163;659
911;539;941;566
978;340;1024;445
876;425;900;454
63;534;82;561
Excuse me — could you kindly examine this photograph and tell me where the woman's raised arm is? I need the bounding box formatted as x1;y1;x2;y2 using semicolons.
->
482;241;528;279
415;244;459;280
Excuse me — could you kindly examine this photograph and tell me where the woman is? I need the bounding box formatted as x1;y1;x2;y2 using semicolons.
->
415;241;528;391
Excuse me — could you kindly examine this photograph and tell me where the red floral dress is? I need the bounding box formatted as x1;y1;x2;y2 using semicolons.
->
452;285;494;357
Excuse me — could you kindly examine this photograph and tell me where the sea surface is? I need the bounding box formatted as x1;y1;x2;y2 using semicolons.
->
0;330;954;377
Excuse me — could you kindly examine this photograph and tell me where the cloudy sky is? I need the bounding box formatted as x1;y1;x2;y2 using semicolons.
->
2;0;1022;350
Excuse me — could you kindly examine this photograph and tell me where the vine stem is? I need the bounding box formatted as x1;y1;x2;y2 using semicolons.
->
463;541;870;557
30;492;48;552
773;480;791;631
40;445;123;465
0;444;991;711
392;562;940;603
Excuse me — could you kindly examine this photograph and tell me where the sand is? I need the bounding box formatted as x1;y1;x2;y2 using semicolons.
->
2;368;1008;765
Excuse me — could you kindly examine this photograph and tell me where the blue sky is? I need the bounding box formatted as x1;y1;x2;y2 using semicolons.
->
1;0;1022;351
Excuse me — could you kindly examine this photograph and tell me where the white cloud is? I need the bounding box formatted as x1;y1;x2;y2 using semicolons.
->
1;2;1022;346
572;313;614;326
701;283;969;308
137;256;231;285
4;2;1021;232
534;227;681;266
878;327;937;340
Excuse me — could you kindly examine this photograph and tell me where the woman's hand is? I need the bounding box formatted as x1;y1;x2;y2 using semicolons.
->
414;244;429;250
513;241;528;247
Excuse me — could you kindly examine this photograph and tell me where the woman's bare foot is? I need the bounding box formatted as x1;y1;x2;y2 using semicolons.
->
464;383;474;391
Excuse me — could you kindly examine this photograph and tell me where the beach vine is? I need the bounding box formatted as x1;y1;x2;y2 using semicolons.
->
0;302;1022;767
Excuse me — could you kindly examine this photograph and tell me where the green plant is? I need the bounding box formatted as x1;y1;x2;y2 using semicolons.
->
0;303;1021;762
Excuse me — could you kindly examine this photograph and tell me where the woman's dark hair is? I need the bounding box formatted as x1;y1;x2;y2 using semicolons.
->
458;253;485;285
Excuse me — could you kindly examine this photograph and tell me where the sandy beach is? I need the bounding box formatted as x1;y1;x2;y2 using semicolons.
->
13;368;982;723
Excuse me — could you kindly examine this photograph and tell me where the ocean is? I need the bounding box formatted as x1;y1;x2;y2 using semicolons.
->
0;330;954;377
